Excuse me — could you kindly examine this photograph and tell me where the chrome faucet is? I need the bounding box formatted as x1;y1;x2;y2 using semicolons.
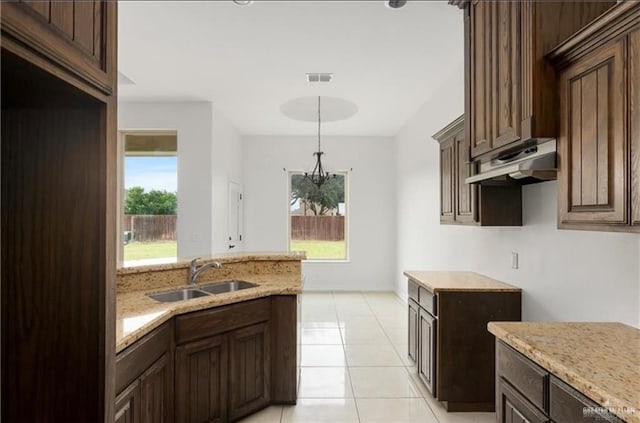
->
188;257;222;285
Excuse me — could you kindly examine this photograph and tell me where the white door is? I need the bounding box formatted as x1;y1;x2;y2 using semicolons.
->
228;181;243;251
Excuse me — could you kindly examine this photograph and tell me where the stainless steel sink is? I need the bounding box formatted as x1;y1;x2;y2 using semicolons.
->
199;280;257;295
148;288;210;303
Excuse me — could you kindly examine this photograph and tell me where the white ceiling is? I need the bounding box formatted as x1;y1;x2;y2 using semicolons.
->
118;1;463;136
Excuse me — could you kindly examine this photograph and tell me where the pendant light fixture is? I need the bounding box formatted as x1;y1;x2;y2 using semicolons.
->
304;96;335;188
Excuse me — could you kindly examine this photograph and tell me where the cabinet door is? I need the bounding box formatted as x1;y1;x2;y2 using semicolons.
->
631;28;640;227
558;38;627;227
176;335;229;423
493;0;523;149
228;322;271;421
454;133;477;224
497;378;549;423
469;0;494;157
408;299;419;365
418;308;436;396
140;353;173;423
1;1;116;94
440;137;455;223
115;380;141;423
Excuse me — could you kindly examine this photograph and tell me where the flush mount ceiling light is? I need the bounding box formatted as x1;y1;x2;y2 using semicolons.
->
233;0;254;5
304;96;335;189
385;0;408;9
280;96;358;122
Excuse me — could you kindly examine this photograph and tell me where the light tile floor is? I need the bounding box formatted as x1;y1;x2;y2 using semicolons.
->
240;291;496;423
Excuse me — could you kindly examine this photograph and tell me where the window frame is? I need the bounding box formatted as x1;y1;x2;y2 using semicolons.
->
287;169;350;263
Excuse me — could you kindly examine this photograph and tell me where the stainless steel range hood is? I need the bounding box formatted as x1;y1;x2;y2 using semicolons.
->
465;139;557;184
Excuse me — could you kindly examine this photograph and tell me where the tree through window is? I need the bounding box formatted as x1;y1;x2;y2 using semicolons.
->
289;172;348;260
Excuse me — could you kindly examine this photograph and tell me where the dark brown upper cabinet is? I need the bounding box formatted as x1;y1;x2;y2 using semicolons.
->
548;2;640;233
454;0;616;161
631;27;640;228
2;1;116;94
434;116;522;226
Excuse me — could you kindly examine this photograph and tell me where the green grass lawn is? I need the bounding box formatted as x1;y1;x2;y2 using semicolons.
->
290;240;346;260
124;241;177;261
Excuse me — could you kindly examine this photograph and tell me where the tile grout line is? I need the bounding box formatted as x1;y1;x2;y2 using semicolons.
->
362;292;407;370
335;291;364;423
363;291;443;421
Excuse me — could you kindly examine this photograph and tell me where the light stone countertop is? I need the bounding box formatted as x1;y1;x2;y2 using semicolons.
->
117;251;306;275
404;271;521;293
488;321;640;423
116;273;302;353
116;252;305;354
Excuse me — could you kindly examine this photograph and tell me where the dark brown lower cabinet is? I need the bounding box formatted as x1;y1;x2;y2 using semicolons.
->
115;352;173;423
175;322;272;423
407;299;419;365
140;353;173;423
116;296;297;423
498;378;549;423
229;323;271;420
176;335;229;423
496;341;623;423
115;380;140;423
407;278;521;412
115;322;174;423
174;299;277;423
417;308;436;395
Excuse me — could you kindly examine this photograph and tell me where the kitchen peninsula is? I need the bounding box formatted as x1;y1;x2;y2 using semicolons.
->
115;252;304;423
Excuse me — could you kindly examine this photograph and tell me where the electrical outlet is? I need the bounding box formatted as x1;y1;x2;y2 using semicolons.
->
511;252;519;269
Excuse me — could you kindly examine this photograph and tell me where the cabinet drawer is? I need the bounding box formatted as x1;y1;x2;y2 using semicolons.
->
498;377;550;423
496;342;548;413
418;287;436;316
176;298;271;344
408;280;419;302
116;321;173;395
550;376;623;423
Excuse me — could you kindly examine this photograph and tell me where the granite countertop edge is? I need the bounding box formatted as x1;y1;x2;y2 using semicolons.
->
488;322;639;423
404;270;522;293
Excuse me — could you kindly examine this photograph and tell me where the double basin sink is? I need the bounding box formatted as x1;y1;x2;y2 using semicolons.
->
148;280;257;303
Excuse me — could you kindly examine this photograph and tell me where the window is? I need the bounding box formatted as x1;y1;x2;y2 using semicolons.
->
119;131;178;267
289;171;348;261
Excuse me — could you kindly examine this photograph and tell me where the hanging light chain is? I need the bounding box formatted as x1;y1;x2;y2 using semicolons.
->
318;96;321;153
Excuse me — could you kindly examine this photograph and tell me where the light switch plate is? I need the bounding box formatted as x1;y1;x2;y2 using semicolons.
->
511;252;519;269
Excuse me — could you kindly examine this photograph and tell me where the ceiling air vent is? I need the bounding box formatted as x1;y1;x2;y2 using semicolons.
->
306;73;333;83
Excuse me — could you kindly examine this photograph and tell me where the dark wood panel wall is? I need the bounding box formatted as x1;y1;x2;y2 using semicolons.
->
1;52;110;423
1;1;117;421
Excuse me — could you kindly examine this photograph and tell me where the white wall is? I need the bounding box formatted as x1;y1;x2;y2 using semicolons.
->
243;135;396;291
212;107;244;254
393;69;640;327
119;101;243;259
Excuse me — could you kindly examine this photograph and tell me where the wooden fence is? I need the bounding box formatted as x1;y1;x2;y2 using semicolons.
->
291;216;344;241
124;215;177;242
